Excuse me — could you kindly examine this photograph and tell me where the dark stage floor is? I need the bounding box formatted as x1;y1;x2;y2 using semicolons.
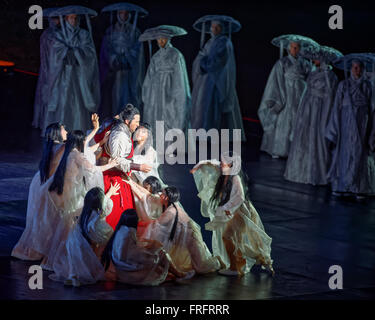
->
0;128;375;300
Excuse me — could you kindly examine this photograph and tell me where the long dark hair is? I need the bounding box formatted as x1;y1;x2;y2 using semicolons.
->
79;187;105;245
101;209;139;271
143;176;162;194
48;130;85;195
133;122;152;155
39;122;64;185
210;156;251;209
163;186;180;241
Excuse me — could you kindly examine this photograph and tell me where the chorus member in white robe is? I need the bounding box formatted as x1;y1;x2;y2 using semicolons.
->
258;35;315;158
140;25;191;150
11;123;67;261
49;185;119;286
284;46;341;185
326;56;375;199
191;152;274;276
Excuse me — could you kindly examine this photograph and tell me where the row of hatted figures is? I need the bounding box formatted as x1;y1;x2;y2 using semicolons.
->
32;4;246;143
12;105;274;287
257;34;375;200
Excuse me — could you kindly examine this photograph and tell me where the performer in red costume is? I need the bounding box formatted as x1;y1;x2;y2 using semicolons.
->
94;104;151;229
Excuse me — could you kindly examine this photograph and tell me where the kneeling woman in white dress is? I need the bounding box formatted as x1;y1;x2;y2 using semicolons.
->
125;181;224;275
49;185;119;286
191;152;274;276
41;130;118;270
101;209;192;286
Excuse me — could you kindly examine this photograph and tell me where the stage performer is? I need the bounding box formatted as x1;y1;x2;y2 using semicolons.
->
44;5;100;133
139;25;191;150
11;122;67;261
41;130;118;270
32;7;61;131
101;210;194;286
190;15;245;141
125;182;224;275
191;152;274;277
94;104;151;230
258;35;316;158
326;55;375;200
49;186;119;287
132;123;163;184
284;45;341;185
99;3;147;117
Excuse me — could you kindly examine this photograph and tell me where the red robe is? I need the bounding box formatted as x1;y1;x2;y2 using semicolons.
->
94;124;135;230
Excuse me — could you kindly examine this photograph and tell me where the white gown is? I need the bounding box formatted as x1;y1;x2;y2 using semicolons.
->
132;146;161;184
192;160;273;273
49;197;113;285
127;180;220;274
11;143;64;261
110;226;170;286
40;148;105;271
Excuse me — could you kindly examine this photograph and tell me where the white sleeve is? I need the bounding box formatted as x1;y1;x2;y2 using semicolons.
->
219;175;245;214
102;195;114;217
192;159;221;170
108;130;132;173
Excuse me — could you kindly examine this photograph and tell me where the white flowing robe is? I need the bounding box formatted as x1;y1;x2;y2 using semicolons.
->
40;149;104;270
49;197;113;285
192;160;273;272
142;42;191;146
258;55;311;157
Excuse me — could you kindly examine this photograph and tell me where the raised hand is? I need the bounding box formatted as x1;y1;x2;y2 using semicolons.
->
107;181;121;198
91;113;100;130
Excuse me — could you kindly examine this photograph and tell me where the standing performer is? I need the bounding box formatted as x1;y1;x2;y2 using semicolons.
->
326;54;375;200
191;152;274;276
99;3;147;118
190;15;245;141
44;5;100;133
258;35;317;158
284;45;341;185
11;123;67;261
95;104;152;230
32;7;60;130
140;25;191;151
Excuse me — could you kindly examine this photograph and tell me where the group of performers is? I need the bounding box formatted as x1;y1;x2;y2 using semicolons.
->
14;3;275;287
31;4;245;143
258;34;375;200
12;104;274;286
14;2;375;289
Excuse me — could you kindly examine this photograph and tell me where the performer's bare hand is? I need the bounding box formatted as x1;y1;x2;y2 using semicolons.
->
91;113;99;130
108;157;119;167
107;182;121;197
190;167;198;174
140;164;152;173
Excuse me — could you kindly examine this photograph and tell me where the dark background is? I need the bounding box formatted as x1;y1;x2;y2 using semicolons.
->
1;0;375;150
